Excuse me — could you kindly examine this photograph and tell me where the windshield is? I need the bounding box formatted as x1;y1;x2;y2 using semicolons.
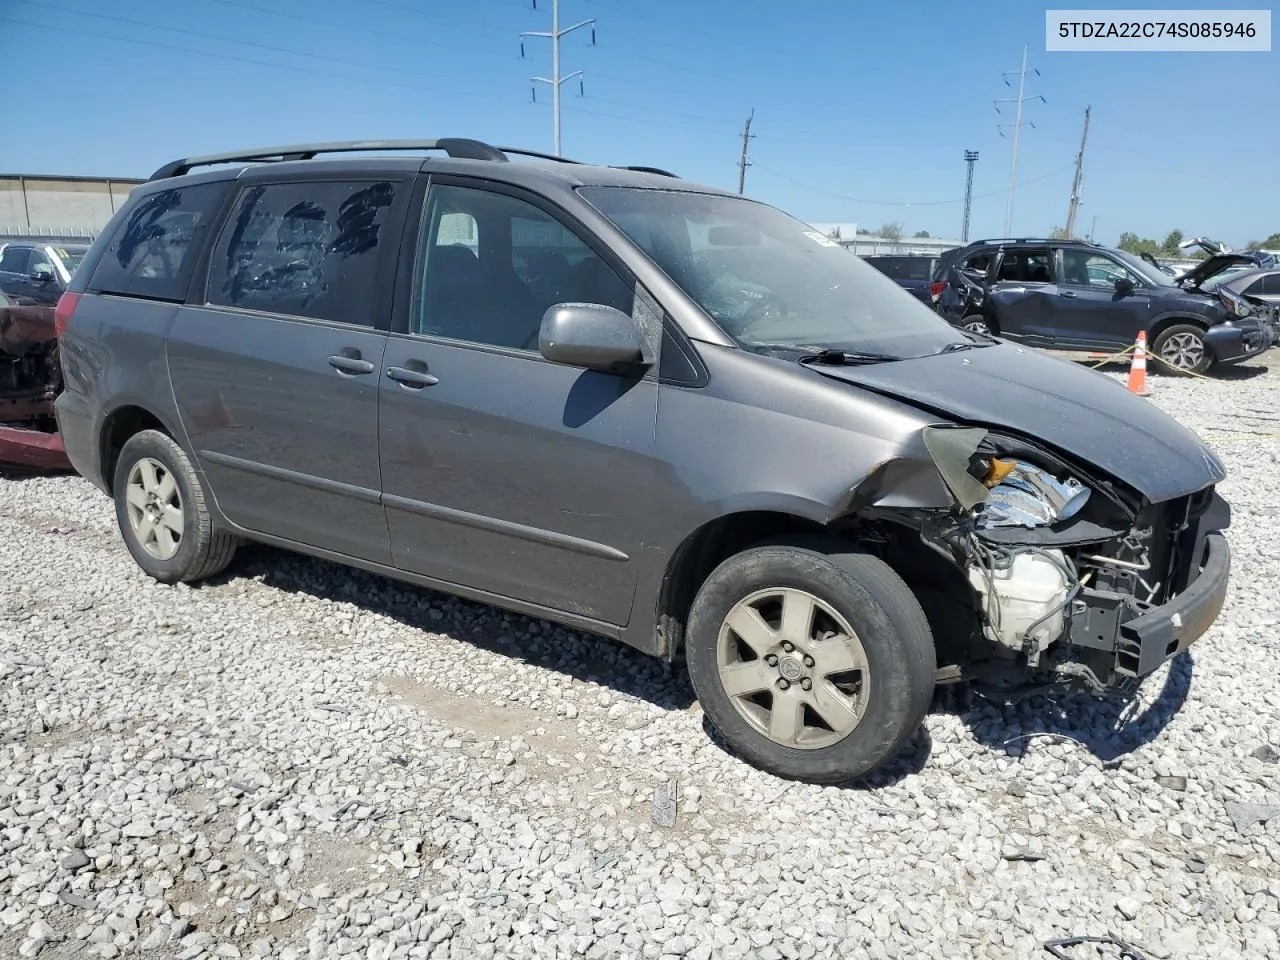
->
577;187;962;359
1111;249;1176;287
53;245;89;275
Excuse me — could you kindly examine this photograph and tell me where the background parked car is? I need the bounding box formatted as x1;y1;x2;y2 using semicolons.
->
930;237;1274;374
1213;265;1280;338
0;241;89;306
862;254;945;305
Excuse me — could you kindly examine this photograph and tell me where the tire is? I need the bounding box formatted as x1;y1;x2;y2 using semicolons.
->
685;535;936;784
960;314;997;336
112;429;237;584
1151;323;1212;376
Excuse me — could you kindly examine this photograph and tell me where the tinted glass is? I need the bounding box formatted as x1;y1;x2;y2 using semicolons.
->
0;246;31;274
90;182;226;300
206;180;397;325
413;184;634;350
997;249;1052;283
1260;274;1280;295
579;186;959;360
1061;250;1139;288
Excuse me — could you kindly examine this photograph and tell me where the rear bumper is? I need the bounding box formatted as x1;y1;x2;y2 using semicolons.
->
53;389;105;490
1116;531;1229;679
1206;319;1272;365
0;423;69;471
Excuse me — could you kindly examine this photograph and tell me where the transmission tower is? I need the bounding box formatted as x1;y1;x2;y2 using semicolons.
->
994;44;1045;235
737;108;755;194
961;150;979;242
520;0;596;156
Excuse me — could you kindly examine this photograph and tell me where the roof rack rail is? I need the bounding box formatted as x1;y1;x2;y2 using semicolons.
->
619;165;679;178
973;236;1097;245
148;138;682;182
148;138;509;181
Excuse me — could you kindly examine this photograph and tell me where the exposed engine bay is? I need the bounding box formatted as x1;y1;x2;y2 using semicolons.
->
860;424;1230;700
0;304;67;469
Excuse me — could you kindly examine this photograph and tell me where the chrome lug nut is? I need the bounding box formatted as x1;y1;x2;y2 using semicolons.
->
800;678;812;691
803;654;815;668
777;678;791;691
765;654;779;667
782;642;795;653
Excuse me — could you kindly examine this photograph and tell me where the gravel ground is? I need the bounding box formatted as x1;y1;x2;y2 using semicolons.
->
2;352;1279;960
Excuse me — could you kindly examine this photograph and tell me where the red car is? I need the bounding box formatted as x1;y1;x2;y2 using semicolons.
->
0;289;72;470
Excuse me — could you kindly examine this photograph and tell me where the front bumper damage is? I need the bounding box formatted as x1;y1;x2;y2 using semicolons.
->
1206;317;1273;365
0;304;70;471
1066;529;1228;689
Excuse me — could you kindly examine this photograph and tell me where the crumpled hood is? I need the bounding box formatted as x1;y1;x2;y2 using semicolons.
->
809;343;1226;503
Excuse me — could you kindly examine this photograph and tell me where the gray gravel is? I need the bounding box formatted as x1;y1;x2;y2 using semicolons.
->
2;352;1280;959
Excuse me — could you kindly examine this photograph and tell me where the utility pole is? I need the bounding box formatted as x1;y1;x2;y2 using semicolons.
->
1089;215;1098;242
1064;104;1092;239
520;0;596;156
961;150;979;242
737;108;755;194
994;44;1045;235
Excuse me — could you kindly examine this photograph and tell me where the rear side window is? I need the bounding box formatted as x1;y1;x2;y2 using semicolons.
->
0;246;31;274
205;179;399;326
89;182;226;300
1261;274;1280;295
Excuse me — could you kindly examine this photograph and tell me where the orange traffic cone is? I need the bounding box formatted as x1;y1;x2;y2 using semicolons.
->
1127;331;1151;396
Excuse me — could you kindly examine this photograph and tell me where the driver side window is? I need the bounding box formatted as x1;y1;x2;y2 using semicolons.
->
1061;249;1139;289
413;184;634;351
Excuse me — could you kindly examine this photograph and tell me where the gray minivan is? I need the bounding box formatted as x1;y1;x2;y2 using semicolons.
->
54;139;1232;784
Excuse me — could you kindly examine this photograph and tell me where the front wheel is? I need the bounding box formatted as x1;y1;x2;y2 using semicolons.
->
685;537;936;784
1151;323;1212;375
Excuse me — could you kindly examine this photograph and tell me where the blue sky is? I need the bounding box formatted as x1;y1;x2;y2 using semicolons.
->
2;0;1276;246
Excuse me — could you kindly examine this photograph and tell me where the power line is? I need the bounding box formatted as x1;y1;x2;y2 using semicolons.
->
751;160;1076;209
520;0;596;156
0;14;521;105
13;0;519;97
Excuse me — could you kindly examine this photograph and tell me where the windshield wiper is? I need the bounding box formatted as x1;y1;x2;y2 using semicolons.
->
797;348;900;366
937;341;974;353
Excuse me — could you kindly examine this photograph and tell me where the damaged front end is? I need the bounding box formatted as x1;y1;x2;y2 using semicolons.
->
0;303;70;470
914;425;1229;699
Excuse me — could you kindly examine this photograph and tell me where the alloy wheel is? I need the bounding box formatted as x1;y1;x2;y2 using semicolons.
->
716;587;871;750
124;457;184;561
1160;331;1205;371
963;319;991;335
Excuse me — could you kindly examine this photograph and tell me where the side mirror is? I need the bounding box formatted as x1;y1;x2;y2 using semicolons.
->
1114;276;1135;295
30;264;55;283
538;302;652;373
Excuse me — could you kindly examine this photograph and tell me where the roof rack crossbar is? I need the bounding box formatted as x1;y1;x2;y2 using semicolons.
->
148;138;509;181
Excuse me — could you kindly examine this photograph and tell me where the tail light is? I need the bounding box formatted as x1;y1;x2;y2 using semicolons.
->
929;280;947;303
53;291;81;337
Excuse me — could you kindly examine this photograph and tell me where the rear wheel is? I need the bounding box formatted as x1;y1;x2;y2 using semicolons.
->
961;314;996;336
1151;323;1212;375
113;429;237;584
685;536;936;784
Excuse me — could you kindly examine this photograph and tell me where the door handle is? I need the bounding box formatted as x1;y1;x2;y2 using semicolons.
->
386;365;439;388
328;354;375;375
1058;290;1078;298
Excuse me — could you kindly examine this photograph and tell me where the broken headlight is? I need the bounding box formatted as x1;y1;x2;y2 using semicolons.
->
970;458;1091;528
920;426;1094;527
1218;286;1253;318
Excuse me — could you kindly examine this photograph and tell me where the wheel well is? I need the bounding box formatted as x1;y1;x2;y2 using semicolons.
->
100;406;169;495
1148;316;1206;342
655;511;980;667
656;511;828;658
